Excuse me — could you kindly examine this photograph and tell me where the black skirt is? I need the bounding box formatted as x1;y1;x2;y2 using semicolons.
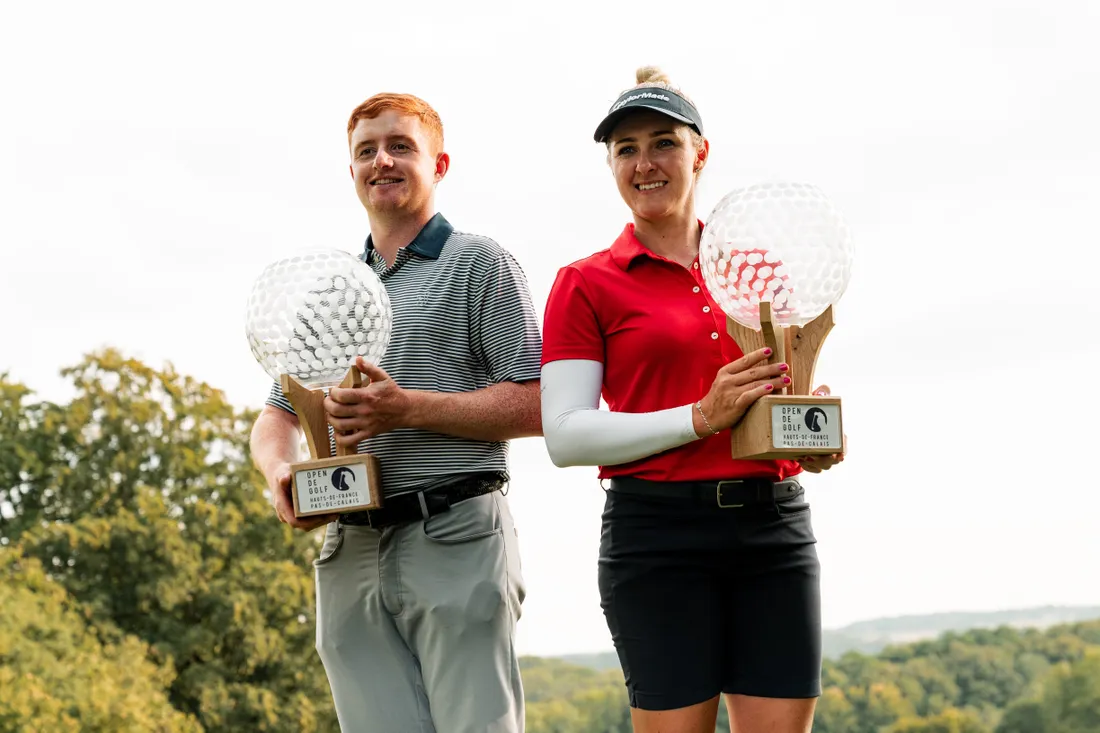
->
597;477;823;711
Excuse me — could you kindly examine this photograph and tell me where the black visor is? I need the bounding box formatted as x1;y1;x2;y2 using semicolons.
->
593;87;704;144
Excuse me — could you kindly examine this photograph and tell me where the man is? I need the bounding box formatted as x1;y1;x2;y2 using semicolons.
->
249;92;542;733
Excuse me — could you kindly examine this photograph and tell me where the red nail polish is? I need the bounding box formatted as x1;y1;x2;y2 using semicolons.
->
783;376;791;384
765;384;774;391
763;348;773;356
779;363;789;372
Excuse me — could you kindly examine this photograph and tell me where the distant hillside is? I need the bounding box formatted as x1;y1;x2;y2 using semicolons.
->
556;605;1100;670
821;604;1100;658
556;651;621;672
524;617;1100;733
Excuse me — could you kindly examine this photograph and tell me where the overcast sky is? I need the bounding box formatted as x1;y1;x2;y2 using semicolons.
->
2;0;1098;657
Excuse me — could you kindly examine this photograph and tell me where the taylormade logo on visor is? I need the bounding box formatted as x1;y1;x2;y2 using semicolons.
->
611;92;672;111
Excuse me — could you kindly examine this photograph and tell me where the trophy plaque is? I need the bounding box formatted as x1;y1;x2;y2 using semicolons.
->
245;249;393;517
699;181;854;460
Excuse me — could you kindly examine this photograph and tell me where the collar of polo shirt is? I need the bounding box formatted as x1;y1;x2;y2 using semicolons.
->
609;220;707;271
362;212;455;262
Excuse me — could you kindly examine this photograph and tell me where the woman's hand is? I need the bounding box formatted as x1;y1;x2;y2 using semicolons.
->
693;347;791;437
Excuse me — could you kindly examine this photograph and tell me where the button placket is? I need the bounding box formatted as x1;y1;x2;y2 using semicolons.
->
685;264;724;347
690;272;721;342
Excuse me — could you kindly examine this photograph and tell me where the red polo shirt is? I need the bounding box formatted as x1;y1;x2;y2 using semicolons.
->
542;223;803;483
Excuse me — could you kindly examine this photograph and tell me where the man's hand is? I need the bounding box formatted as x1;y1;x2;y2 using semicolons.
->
324;357;414;448
798;451;845;473
798;385;846;474
268;462;338;531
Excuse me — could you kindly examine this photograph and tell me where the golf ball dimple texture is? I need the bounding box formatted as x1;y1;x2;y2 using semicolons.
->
699;182;853;329
245;250;392;388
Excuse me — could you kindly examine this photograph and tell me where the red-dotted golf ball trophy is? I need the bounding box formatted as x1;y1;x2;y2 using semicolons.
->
700;182;854;459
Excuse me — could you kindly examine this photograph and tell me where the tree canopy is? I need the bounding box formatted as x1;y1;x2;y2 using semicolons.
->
2;350;1098;733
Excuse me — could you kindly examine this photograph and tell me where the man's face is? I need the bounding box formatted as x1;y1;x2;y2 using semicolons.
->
348;111;446;217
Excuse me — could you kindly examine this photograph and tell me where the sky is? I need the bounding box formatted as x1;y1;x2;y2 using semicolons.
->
2;0;1099;657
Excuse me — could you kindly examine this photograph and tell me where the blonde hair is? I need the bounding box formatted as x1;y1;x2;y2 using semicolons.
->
608;66;707;175
631;66;698;108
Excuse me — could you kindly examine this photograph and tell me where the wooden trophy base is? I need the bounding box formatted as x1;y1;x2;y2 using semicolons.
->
290;453;383;518
280;366;384;519
726;303;844;461
729;395;843;460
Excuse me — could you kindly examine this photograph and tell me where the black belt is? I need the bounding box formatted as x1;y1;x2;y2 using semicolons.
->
338;471;507;529
608;475;802;508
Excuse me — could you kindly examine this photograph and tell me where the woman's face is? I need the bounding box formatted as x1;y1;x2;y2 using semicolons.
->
607;110;706;222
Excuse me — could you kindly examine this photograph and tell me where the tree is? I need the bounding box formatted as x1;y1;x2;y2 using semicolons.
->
1044;653;1100;731
994;701;1046;733
997;654;1100;733
7;350;338;732
895;657;963;718
520;657;631;732
813;686;860;733
0;550;201;732
525;698;584;733
888;707;990;733
571;687;632;733
0;373;58;545
7;351;1100;732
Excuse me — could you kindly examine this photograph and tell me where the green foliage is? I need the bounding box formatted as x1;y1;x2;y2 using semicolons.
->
0;373;58;545
2;350;337;732
995;653;1100;733
520;657;631;733
0;550;201;732
3;351;1100;733
521;619;1100;733
888;707;990;733
994;700;1046;733
813;621;1100;733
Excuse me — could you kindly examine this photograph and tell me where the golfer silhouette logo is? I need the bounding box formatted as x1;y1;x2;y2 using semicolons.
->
330;467;355;492
804;407;828;433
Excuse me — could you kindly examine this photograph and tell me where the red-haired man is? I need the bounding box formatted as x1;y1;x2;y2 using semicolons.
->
250;92;542;732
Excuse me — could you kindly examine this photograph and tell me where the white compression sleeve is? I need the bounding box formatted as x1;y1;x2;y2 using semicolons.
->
540;359;701;468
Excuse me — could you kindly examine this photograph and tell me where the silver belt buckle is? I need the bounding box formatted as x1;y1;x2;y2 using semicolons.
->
716;480;745;508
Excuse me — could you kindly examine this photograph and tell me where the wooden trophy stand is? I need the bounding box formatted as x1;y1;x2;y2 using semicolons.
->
724;302;844;460
280;366;383;518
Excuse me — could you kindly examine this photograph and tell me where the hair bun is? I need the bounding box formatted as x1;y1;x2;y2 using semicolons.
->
635;65;671;85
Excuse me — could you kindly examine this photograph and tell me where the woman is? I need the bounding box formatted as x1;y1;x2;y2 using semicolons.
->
540;67;845;733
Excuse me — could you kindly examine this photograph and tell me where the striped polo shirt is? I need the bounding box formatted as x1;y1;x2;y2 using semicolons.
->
265;212;542;496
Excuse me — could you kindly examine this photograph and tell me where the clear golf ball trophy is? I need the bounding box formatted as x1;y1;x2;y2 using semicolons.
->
700;181;853;460
245;250;393;517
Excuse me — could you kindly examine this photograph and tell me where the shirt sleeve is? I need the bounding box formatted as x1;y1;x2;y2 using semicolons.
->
540;265;605;365
469;247;543;384
265;379;296;416
540;359;700;467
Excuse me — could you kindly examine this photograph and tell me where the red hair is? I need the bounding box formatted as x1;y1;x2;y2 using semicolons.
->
346;93;444;153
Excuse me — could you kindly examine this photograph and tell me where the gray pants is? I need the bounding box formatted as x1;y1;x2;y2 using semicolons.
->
314;491;526;733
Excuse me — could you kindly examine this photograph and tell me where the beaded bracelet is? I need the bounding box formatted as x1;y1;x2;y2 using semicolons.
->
694;400;718;435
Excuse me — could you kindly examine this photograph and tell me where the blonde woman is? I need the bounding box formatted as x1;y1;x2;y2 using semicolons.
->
540;67;844;733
